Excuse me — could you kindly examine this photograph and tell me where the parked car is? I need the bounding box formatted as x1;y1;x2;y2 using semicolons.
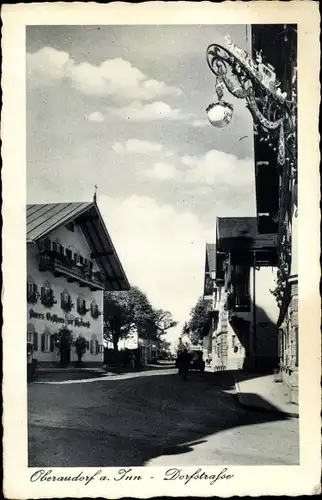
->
175;349;205;372
189;350;205;372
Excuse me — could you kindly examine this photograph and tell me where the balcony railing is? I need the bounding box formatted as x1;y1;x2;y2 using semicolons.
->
38;253;105;291
226;293;251;313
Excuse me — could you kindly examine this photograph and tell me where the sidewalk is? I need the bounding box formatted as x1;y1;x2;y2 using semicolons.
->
234;371;299;418
32;364;176;383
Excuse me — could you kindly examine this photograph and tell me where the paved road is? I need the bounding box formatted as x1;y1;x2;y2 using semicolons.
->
28;369;299;467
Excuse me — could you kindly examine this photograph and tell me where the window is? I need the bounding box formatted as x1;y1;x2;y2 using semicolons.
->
61;289;73;312
74;253;81;265
52;241;61;254
27;323;35;342
90;299;100;319
41;331;52;352
41;281;56;308
27;280;39;303
77;296;88;315
65;248;72;260
90;334;98;355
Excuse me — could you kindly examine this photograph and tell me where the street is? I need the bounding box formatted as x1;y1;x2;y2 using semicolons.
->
28;368;299;467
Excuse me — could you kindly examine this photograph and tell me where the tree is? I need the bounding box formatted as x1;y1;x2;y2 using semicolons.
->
74;335;87;364
104;286;156;351
184;296;212;345
158;339;172;359
153;309;178;339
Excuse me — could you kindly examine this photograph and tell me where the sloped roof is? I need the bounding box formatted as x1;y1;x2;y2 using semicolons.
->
27;202;93;241
205;243;216;273
27;202;130;291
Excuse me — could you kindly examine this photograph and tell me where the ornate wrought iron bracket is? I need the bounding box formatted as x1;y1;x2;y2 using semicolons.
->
206;40;297;171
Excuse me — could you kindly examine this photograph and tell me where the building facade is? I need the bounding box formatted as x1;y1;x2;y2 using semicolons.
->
251;25;298;402
27;201;130;369
207;217;279;373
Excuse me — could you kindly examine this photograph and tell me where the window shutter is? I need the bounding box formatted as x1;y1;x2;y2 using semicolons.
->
50;335;55;352
86;341;90;350
90;340;94;354
61;292;64;308
41;333;45;352
96;341;99;354
33;283;38;294
41;287;45;298
33;332;38;351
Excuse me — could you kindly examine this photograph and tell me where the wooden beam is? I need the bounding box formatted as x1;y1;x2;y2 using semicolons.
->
77;215;99;223
91;251;114;259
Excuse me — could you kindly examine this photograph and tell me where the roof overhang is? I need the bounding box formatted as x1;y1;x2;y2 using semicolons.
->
75;204;130;291
28;202;130;291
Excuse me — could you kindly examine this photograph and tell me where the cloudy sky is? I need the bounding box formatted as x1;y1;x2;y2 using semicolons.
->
26;24;256;349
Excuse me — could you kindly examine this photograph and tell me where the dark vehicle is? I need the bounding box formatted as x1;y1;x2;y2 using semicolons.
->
189;350;205;372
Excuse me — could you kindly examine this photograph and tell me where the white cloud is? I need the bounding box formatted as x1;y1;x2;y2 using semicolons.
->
109;101;190;122
138;149;255;192
27;47;71;86
112;139;173;156
181;149;254;187
86;111;105;123
142;162;178;181
27;47;182;101
191;118;210;128
98;195;211;346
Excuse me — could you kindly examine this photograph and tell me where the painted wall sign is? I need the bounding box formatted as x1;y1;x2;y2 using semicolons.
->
29;309;91;328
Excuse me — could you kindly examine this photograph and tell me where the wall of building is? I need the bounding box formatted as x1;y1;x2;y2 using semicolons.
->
280;204;298;402
211;266;280;373
251;266;279;369
27;224;104;366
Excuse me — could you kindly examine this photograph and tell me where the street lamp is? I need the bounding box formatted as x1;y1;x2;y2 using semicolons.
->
205;35;297;173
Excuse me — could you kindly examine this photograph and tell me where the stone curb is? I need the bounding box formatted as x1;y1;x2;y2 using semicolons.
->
32;368;177;385
233;374;299;419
